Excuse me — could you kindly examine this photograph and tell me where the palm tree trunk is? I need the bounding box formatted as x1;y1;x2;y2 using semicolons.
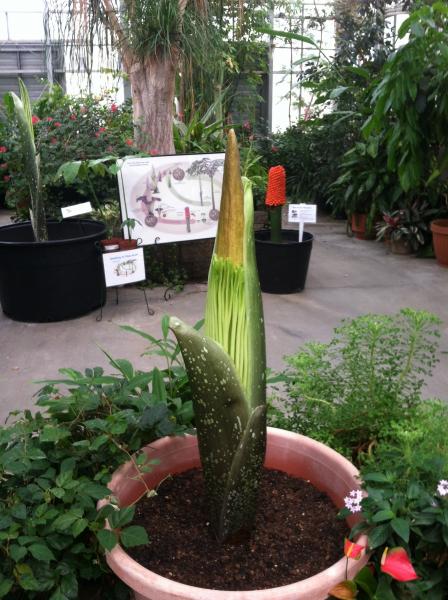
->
129;55;176;155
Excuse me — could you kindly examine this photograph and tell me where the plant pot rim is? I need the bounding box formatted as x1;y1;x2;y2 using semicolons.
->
100;427;368;599
431;219;448;234
255;230;313;246
0;219;106;247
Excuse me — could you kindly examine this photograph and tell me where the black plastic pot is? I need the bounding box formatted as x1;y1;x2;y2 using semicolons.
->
255;229;313;294
0;219;106;322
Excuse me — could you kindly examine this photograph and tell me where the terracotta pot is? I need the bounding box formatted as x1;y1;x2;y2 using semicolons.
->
119;239;139;250
350;213;375;240
101;238;122;252
100;428;368;600
431;219;448;266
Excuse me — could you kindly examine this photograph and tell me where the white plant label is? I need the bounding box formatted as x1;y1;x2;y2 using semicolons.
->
288;203;317;224
102;248;146;288
61;202;93;218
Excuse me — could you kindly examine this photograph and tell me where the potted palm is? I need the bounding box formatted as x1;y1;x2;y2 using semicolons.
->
254;166;313;293
0;81;106;322
99;131;367;599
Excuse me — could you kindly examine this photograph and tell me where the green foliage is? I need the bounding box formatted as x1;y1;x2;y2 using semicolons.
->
0;84;137;218
342;400;448;599
0;322;195;599
270;309;441;463
363;2;448;205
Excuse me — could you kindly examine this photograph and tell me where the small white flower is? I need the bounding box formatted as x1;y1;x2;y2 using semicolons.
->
344;490;363;514
437;480;448;497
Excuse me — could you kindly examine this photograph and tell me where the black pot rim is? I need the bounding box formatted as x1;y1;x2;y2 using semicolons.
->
0;219;106;247
255;229;313;246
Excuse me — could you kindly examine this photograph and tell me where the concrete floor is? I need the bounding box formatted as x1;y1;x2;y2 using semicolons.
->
1;213;447;423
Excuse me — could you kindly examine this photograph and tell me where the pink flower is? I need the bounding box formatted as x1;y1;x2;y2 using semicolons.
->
150;149;158;156
46;117;53;122
0;146;7;153
344;538;365;560
96;127;107;138
0;163;7;169
3;175;10;182
54;122;62;128
80;106;88;114
271;145;279;153
51;137;58;145
32;115;40;124
125;139;133;146
381;547;419;582
243;120;251;131
69;113;77;121
111;103;118;113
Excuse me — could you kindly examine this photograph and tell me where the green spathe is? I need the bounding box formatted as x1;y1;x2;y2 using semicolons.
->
8;80;47;242
169;132;266;541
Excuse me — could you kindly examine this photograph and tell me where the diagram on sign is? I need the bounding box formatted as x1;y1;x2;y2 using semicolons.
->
117;154;225;245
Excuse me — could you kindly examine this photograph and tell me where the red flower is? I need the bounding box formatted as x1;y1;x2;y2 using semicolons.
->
243;120;251;131
150;149;158;156
344;538;365;560
111;103;118;113
46;117;53;122
96;127;107;138
69;113;77;121
51;137;58;145
381;547;419;582
0;146;7;153
265;165;286;207
3;175;11;182
125;139;133;146
54;122;62;128
32;115;40;124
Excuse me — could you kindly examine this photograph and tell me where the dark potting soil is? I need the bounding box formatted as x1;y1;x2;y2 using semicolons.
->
128;468;348;591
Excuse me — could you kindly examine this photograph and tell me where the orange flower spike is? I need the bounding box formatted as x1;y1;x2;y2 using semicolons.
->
344;538;366;560
265;165;286;207
381;547;420;582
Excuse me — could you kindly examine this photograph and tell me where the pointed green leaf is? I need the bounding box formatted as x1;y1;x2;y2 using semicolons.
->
120;525;149;548
96;529;117;551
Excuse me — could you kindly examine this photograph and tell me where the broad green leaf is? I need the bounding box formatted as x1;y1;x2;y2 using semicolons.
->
355;566;377;598
72;518;88;538
391;518;410;543
108;506;135;529
28;543;56;562
372;509;395;523
0;579;13;598
40;427;71;443
9;544;27;562
120;525;149;548
96;529;117;551
368;524;391;549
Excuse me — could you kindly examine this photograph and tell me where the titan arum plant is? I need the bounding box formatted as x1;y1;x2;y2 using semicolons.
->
6;80;47;241
169;129;266;543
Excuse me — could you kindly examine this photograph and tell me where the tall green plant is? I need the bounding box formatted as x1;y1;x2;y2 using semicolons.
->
6;80;47;241
168;130;266;542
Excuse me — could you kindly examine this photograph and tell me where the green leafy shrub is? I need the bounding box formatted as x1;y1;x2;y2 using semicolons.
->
270;309;442;462
0;321;195;599
339;400;448;599
0;85;137;218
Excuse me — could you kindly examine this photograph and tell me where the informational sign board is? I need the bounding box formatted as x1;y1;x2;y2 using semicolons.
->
102;248;146;288
117;153;226;246
288;204;317;224
61;202;93;218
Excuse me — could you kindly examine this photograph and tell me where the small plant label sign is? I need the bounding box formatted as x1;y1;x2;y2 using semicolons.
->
102;248;146;287
61;201;93;218
288;204;317;224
